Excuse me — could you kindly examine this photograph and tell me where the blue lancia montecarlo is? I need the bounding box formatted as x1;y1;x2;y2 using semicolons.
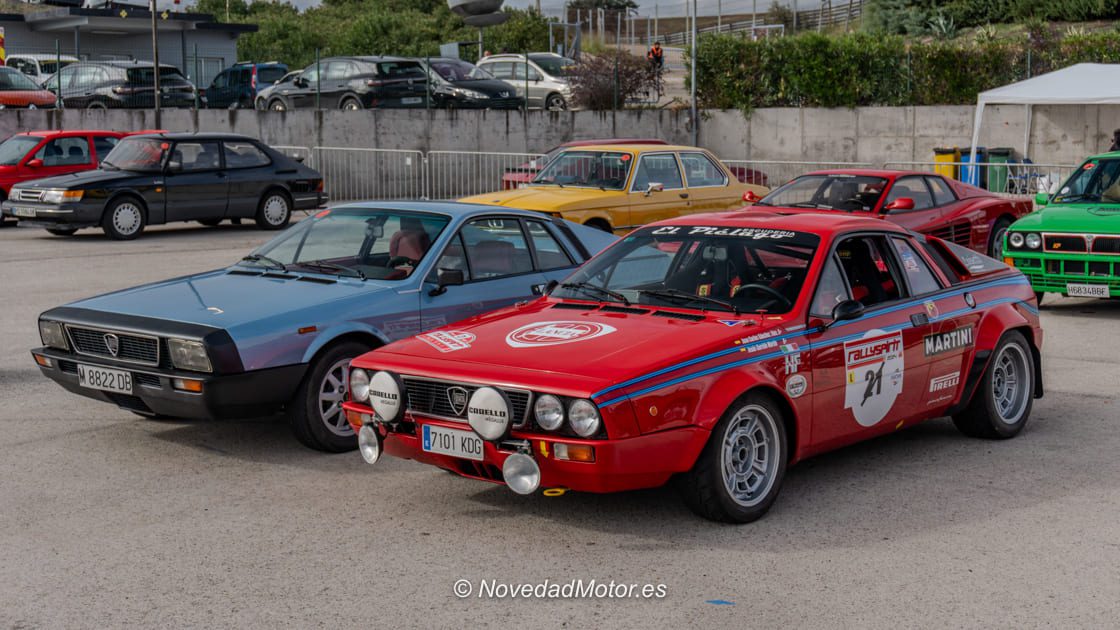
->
31;201;617;451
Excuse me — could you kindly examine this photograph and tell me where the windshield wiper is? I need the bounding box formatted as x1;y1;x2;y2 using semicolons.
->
1054;193;1099;203
639;288;739;314
240;253;287;271
785;202;833;209
296;259;366;280
559;281;630;305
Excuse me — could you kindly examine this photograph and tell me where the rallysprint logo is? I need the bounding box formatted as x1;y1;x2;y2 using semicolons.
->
454;578;667;600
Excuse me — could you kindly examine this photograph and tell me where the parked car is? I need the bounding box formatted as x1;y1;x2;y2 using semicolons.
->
254;70;299;110
262;56;429;111
476;53;574;110
460;144;768;233
502;139;669;189
418;57;522;109
755;170;1033;258
1;133;325;239
42;61;196;109
6;53;78;84
29;202;616;451
1004;151;1120;303
344;212;1042;522
202;61;288;109
0;67;58;109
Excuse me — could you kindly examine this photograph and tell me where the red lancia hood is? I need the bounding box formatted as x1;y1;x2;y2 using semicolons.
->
364;299;794;398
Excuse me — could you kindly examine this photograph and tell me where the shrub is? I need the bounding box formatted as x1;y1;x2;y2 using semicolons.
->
567;50;657;109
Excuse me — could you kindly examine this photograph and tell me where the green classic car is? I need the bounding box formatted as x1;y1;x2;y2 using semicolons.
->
1004;153;1120;303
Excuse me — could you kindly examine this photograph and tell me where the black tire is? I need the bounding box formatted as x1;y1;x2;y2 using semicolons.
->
545;92;567;110
101;196;146;240
340;96;363;111
290;341;373;452
988;217;1012;259
254;189;292;230
46;227;78;236
952;330;1035;440
268;98;287;112
198;218;223;227
679;391;788;523
584;218;613;233
86;101;108;110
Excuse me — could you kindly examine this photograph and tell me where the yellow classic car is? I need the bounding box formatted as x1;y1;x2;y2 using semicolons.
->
459;144;768;233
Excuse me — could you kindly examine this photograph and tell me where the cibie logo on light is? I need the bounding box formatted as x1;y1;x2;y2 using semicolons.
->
505;321;617;348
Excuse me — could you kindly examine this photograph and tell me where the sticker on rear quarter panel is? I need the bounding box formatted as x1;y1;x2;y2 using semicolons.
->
505;321;616;348
844;329;904;427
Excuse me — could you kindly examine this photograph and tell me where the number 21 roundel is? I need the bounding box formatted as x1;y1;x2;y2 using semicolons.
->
843;329;904;427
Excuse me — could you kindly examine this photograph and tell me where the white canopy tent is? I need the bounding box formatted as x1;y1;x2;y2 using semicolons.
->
969;63;1120;163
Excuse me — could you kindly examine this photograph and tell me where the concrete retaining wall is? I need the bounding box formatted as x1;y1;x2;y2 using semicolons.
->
0;104;1112;165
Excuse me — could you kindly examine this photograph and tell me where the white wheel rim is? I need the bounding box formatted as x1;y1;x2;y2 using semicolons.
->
991;227;1009;257
262;195;289;225
271;102;285;111
548;96;565;110
112;203;142;235
992;343;1030;424
344;100;359;110
319;358;354;437
720;404;780;507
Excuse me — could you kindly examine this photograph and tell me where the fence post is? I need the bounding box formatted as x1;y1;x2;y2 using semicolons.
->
315;48;321;110
55;40;62;111
193;43;200;110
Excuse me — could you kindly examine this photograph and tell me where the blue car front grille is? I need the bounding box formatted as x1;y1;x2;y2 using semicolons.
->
65;325;160;367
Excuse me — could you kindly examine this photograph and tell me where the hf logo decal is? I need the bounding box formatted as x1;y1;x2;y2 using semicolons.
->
843;329;904;427
923;326;974;357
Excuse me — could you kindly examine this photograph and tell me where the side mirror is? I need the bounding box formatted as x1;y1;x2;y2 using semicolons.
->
884;197;914;211
742;189;761;203
644;182;664;196
1034;191;1049;206
26;158;42;168
166;160;182;172
293;77;308;88
428;267;465;296
831;299;865;324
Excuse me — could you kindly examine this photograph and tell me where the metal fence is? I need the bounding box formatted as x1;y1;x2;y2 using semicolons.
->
722;159;874;188
426;150;544;200
882;161;1076;197
311;147;426;203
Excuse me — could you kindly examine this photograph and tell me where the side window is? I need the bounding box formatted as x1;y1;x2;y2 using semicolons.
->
810;254;851;318
323;61;349;81
460;217;534;280
835;236;904;308
236;68;251;86
222;141;270;169
679;152;728;187
487;62;513;79
300;65;320;85
885;176;934;210
171;141;223;171
631;153;684;191
93;136;119;160
525;220;574;270
55;66;78;89
890;237;942;295
210;71;228;89
918;238;962;284
512;63;541;80
431;232;471;282
926;176;956;206
35;137;91;166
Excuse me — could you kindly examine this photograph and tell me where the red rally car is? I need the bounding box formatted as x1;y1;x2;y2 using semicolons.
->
343;211;1043;523
754;170;1032;258
0;129;140;211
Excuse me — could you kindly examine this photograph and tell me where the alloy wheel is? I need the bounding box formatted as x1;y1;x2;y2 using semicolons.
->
318;358;354;437
720;404;781;508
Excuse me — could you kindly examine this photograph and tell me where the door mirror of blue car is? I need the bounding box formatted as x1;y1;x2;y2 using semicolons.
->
428;267;465;296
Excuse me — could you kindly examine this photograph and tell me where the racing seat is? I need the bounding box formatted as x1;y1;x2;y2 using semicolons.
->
838;239;888;306
828;181;860;210
389;217;431;263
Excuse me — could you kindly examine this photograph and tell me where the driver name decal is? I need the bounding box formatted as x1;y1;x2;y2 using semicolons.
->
417;330;476;353
650;226;797;239
844;329;905;427
506;321;617;348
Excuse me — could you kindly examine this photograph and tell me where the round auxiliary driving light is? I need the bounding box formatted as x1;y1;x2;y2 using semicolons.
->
534;394;564;431
467;386;512;441
358;424;382;465
1009;232;1024;248
502;452;541;495
369;371;404;423
1025;233;1042;249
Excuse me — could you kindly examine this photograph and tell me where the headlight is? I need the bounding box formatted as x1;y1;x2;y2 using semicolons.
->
1009;232;1024;248
38;320;67;350
41;188;83;204
1025;233;1042;249
453;88;488;99
533;394;564;431
167;338;212;372
567;399;601;437
349;368;370;403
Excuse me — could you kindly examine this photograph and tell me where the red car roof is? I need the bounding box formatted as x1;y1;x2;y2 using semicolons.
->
654;208;909;238
17;129;130;138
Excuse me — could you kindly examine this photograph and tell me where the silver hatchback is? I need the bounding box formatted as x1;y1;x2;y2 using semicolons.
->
475;52;574;110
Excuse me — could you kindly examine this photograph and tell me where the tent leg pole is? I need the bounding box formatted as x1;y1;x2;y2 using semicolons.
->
1023;104;1032;159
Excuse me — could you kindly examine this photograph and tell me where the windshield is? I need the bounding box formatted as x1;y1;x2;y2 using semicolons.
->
430;59;493;81
0;68;45;91
0;135;43;166
530;55;574;77
553;225;820;314
1053;159;1120;203
101;137;168;171
758;174;889;212
249;208;451;280
39;60;74;75
532;150;633;190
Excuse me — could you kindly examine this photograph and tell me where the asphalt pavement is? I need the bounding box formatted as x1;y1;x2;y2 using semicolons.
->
1;221;1118;628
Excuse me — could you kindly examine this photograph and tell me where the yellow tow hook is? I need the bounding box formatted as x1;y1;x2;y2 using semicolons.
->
543;488;568;497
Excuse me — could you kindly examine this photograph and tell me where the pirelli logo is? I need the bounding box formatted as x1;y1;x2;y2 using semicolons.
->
923;326;974;357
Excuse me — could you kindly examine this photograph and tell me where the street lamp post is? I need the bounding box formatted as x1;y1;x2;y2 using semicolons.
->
150;0;160;128
690;0;697;145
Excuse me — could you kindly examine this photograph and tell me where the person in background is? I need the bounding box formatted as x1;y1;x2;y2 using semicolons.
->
647;41;664;72
1109;128;1120;152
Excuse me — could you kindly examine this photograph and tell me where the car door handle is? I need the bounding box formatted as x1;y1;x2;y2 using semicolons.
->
679;192;689;199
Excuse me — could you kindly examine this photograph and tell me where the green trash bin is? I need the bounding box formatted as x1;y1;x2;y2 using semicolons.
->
987;148;1013;193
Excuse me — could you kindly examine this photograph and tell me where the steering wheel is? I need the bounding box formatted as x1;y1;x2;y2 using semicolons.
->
736;283;793;310
386;255;416;268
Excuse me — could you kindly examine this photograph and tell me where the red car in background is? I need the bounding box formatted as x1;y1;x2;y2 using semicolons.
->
753;170;1032;258
0;130;142;223
502;138;769;189
0;67;57;109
